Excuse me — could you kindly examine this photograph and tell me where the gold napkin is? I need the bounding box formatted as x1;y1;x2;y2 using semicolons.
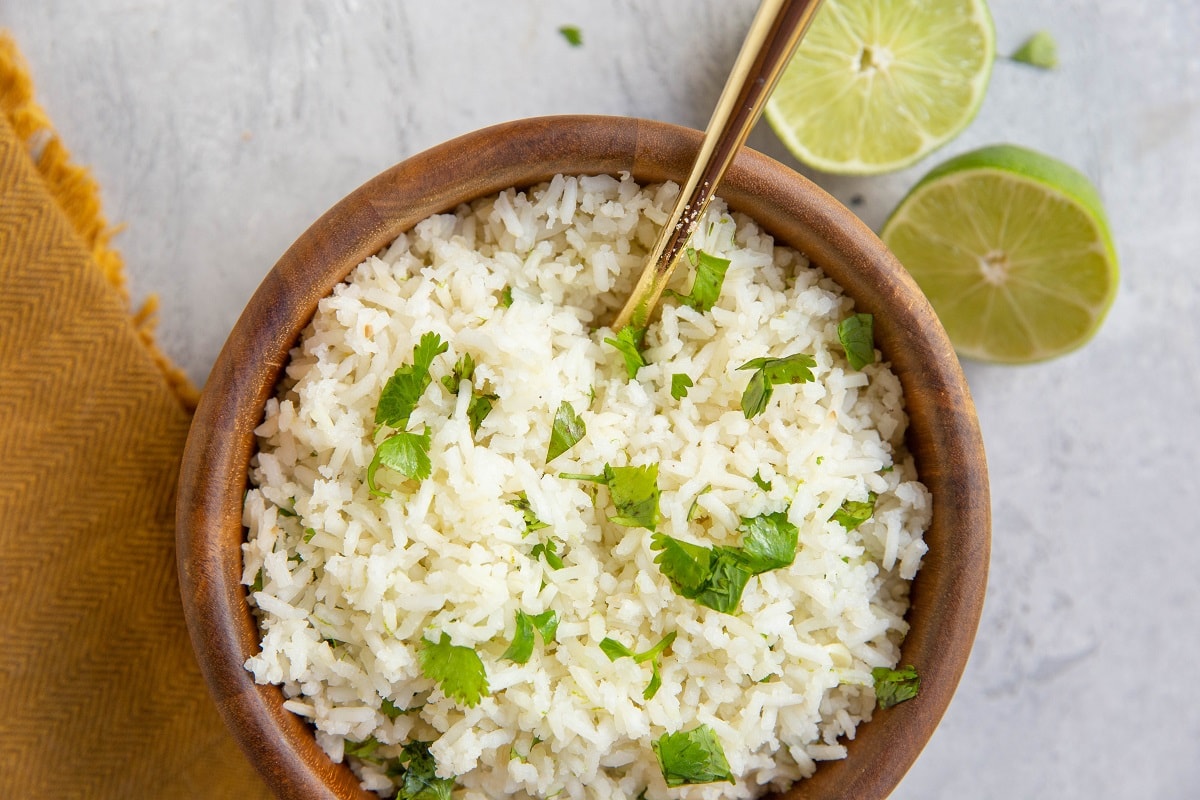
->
0;34;271;799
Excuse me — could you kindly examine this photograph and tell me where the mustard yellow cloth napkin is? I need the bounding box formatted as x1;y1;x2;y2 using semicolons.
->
0;34;272;799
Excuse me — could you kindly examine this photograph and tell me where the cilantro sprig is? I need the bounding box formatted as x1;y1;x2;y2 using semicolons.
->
652;725;735;787
737;352;817;419
651;511;798;614
872;664;921;709
605;326;647;379
418;632;489;707
369;333;447;496
560;463;659;530
667;249;731;312
376;332;447;430
501;609;559;664
546;400;586;462
599;630;676;699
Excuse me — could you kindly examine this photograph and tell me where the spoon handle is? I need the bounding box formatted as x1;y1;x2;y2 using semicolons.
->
612;0;825;332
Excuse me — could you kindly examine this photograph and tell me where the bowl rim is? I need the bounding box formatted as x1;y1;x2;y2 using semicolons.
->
176;114;989;800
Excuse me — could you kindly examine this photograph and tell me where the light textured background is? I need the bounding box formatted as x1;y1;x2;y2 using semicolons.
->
4;1;1197;798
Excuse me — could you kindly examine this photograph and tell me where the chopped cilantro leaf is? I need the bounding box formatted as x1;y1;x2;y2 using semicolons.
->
1012;30;1058;69
530;537;565;570
667;250;731;312
652;725;735;787
344;736;381;761
251;568;264;593
604;326;647;379
837;313;876;370
391;740;455;800
379;697;406;719
547;400;586;462
276;503;298;518
376;332;447;429
441;353;476;394
735;511;798;574
652;511;798;614
560;463;659;530
670;373;693;400
690;547;752;614
737;352;816;418
499;286;514;307
467;393;496;435
418;632;489;707
599;631;676;699
872;664;920;708
508;492;549;535
650;533;713;597
832;492;877;531
367;425;432;497
558;25;583;47
303;526;317;543
501;609;558;664
687;485;711;522
751;470;772;492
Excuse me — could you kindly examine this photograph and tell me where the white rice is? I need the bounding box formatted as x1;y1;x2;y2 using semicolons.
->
242;173;930;800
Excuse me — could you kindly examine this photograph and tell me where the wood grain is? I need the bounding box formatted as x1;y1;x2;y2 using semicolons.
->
176;115;989;800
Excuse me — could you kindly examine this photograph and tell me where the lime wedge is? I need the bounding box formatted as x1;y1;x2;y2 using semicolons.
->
880;145;1119;363
764;0;995;175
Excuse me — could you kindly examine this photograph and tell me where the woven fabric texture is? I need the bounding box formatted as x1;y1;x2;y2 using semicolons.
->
0;34;271;799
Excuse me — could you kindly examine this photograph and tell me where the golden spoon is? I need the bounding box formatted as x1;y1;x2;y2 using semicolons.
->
612;0;825;332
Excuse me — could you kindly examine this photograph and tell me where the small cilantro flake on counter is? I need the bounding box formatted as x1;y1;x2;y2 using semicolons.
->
367;425;432;497
872;664;921;709
604;326;647;379
418;632;489;708
560;463;659;530
388;740;455;800
530;537;565;570
547;400;587;462
376;332;447;429
1012;30;1058;69
667;250;731;312
670;373;693;400
599;631;677;699
832;492;877;531
501;609;559;664
837;313;876;370
652;725;735;787
558;25;583;47
751;470;772;492
737;352;817;419
508;492;549;535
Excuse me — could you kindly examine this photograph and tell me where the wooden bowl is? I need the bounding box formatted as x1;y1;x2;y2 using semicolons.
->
177;115;989;800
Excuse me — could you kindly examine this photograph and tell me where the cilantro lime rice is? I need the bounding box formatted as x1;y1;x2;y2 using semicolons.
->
242;173;931;800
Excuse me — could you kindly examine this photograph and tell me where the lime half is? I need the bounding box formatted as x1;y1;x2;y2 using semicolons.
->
881;145;1119;363
765;0;995;175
